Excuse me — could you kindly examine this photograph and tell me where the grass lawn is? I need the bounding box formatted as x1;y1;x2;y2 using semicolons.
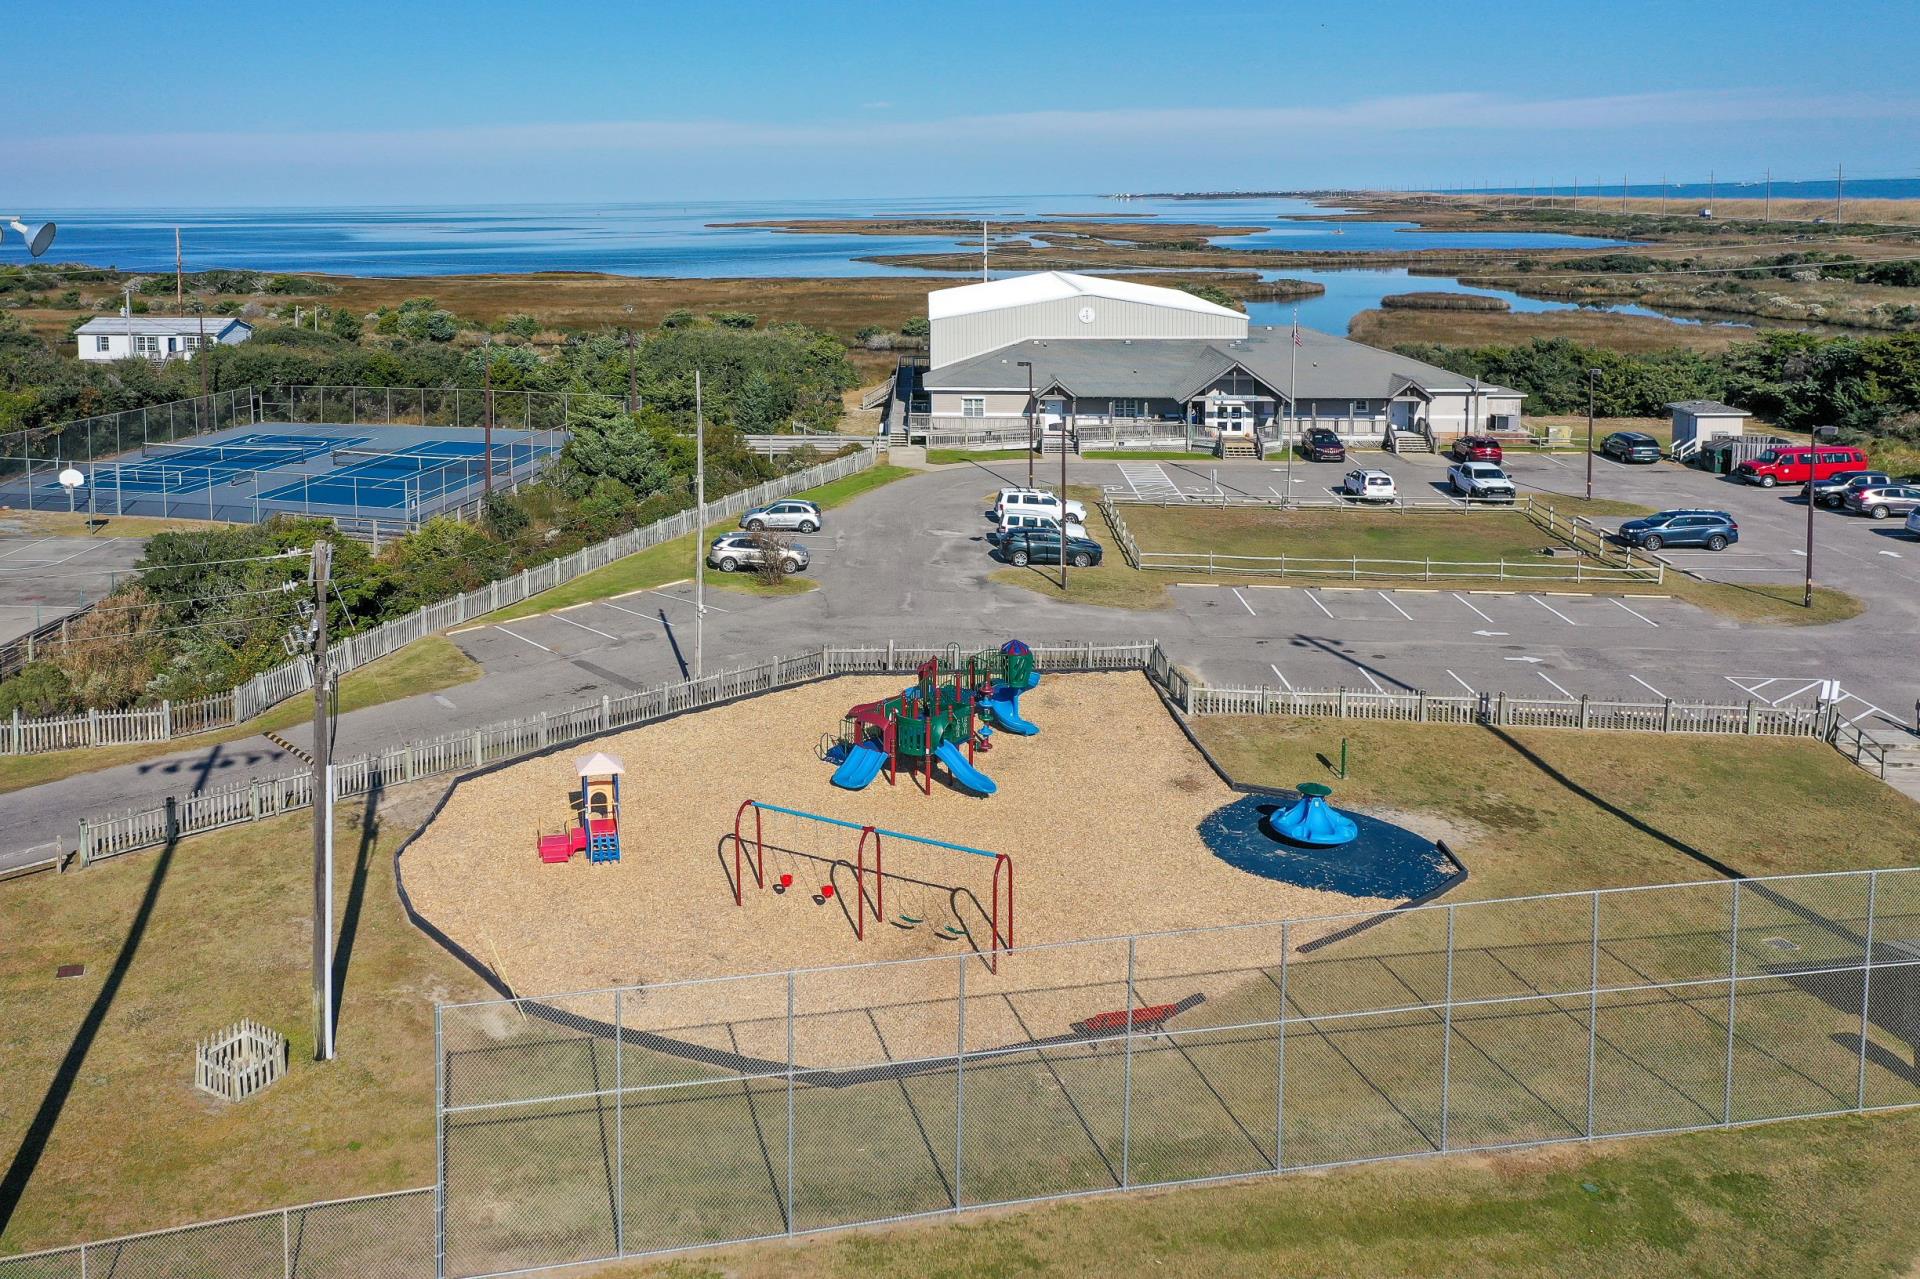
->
0;637;480;797
926;448;1033;465
483;464;912;623
0;511;235;537
0;792;490;1254
587;1110;1920;1279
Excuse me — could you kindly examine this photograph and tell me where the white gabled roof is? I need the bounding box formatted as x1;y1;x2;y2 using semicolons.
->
576;752;625;777
928;271;1242;322
75;315;251;337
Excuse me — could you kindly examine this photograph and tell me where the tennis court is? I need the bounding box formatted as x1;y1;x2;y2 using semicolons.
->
6;422;563;528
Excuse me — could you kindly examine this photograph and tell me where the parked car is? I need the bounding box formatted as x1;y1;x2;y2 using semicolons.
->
1449;435;1504;463
1302;427;1346;462
1733;444;1870;487
1339;468;1397;502
1600;431;1664;463
1842;483;1920;520
1448;461;1518;503
1613;509;1739;552
1808;470;1893;508
1907;508;1920;539
999;527;1103;568
989;510;1080;543
707;533;809;574
991;487;1086;524
739;499;821;533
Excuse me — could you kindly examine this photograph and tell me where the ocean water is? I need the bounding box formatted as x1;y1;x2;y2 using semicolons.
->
34;194;1626;279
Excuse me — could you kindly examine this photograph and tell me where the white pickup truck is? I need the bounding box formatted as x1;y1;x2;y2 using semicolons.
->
1448;461;1518;503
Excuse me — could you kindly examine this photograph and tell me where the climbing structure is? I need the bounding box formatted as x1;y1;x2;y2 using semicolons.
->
828;641;1042;796
534;753;626;864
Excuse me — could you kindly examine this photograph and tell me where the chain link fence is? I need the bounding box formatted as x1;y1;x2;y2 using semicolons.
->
432;865;1920;1278
0;1187;431;1279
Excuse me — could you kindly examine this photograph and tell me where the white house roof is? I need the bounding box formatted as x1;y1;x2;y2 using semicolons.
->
927;271;1243;322
75;315;252;337
575;752;625;777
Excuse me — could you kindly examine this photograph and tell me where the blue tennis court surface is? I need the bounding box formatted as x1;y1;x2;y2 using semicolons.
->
43;433;360;497
260;440;491;511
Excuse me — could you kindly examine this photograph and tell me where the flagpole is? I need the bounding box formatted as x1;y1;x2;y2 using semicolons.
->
1285;308;1299;506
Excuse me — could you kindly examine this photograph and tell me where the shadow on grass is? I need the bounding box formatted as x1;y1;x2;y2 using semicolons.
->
1486;726;1747;880
0;821;181;1237
330;778;382;1045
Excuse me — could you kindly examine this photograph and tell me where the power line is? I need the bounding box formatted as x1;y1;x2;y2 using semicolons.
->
19;584;297;617
0;549;310;579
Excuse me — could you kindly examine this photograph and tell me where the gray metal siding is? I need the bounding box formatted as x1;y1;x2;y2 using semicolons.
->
931;296;1246;368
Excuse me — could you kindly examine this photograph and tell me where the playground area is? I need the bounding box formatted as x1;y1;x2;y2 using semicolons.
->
0;421;560;526
400;668;1407;1063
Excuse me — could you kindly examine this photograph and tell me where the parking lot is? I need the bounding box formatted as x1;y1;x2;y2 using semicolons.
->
0;528;153;646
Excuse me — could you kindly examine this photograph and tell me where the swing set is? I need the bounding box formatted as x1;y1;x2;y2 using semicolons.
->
731;799;1015;972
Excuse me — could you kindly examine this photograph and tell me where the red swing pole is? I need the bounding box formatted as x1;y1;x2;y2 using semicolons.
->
732;799;764;905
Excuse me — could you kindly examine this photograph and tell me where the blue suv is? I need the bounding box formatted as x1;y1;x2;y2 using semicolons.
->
1614;509;1739;552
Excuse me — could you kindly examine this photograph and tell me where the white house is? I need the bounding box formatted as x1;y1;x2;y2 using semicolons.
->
75;315;253;363
918;272;1523;442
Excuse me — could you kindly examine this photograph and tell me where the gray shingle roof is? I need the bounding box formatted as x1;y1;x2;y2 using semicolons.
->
1667;400;1745;416
922;327;1517;400
75;315;251;337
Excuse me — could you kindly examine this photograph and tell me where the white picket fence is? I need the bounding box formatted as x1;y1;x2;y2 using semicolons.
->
1;447;877;756
67;637;1842;865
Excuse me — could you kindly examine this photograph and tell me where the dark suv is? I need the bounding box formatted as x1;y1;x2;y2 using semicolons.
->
1302;427;1346;462
1600;431;1663;463
1000;527;1103;568
1614;509;1739;552
1809;470;1892;509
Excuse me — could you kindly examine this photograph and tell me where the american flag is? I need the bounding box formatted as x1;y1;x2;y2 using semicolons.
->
1292;327;1302;347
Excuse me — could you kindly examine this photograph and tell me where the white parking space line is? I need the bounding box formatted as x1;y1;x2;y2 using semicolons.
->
493;625;552;653
1537;671;1576;698
1628;673;1668;699
1269;664;1294;691
600;601;676;630
1119;462;1181;500
1304;590;1334;619
1378;590;1415;621
1452;592;1495;623
1230;588;1256;616
1766;679;1823;707
1446;669;1477;694
0;536;55;561
551;612;619;641
1530;595;1579;625
1356;667;1388;693
1610;597;1660;627
614;586;731;614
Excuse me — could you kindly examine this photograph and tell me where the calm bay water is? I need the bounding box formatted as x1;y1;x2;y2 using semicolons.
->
31;194;1698;330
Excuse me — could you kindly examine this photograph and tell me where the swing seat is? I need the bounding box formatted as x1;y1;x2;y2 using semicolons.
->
935;924;967;941
892;913;925;927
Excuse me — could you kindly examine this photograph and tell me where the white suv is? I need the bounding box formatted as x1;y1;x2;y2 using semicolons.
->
1449;461;1518;503
991;488;1086;525
1340;469;1397;503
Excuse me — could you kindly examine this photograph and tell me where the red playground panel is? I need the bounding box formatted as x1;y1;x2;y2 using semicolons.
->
537;834;574;864
1072;993;1206;1036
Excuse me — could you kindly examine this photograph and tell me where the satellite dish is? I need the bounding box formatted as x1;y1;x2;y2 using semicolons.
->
57;467;85;490
8;219;56;258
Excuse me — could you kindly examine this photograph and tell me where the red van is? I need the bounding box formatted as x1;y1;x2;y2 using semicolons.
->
1734;444;1868;487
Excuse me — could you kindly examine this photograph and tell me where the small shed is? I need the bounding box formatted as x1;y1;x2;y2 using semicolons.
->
1668;400;1749;453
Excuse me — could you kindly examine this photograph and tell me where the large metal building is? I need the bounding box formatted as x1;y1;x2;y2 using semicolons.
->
928;271;1246;369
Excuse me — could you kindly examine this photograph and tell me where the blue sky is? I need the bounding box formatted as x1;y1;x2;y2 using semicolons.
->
8;0;1919;206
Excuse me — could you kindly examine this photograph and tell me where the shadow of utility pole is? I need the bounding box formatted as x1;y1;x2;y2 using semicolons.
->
329;779;383;1047
0;808;182;1238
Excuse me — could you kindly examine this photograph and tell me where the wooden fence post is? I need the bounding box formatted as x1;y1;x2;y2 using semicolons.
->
1662;698;1675;732
1579;695;1590;729
1746;701;1759;735
160;699;172;740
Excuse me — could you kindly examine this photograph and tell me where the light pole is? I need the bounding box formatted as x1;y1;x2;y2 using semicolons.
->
1585;367;1600;501
1805;425;1839;608
1016;359;1035;488
1059;395;1069;591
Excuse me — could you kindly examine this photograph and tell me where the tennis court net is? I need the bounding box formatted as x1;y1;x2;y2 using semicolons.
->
143;441;304;465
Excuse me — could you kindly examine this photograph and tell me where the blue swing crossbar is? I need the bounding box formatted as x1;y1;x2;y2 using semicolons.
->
747;801;1000;859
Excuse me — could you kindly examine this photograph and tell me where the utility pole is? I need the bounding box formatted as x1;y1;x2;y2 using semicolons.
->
1836;163;1845;223
1058;384;1068;592
174;227;183;310
309;538;335;1062
1661;175;1668;217
123;284;134;361
1017;359;1035;488
194;302;208;398
981;221;988;282
1764;168;1771;223
1621;172;1628;216
481;339;495;495
694;369;706;678
1585;368;1600;501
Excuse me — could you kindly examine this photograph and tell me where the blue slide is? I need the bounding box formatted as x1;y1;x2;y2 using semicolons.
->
830;741;888;791
981;683;1039;735
934;741;998;796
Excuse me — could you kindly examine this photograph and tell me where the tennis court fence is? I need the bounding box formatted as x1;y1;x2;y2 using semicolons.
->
1;446;878;758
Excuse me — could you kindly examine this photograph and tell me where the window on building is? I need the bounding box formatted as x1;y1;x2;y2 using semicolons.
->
134;336;160;355
181;335;201;350
1109;399;1144;420
961;397;985;419
95;335;110;352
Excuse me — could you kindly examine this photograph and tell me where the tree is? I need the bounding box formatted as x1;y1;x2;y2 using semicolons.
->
659;308;698;329
709;311;757;329
901;316;930;339
1178;283;1245;313
329;308;364;341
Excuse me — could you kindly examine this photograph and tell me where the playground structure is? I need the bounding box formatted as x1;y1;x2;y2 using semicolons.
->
830;640;1041;796
1271;783;1359;847
731;799;1014;971
535;753;625;864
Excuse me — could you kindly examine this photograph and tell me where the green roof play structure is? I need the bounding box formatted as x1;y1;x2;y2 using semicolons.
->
829;640;1040;797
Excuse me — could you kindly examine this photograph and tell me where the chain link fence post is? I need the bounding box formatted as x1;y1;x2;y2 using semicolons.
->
614;987;624;1259
1723;880;1741;1125
785;970;796;1235
954;953;968;1209
1275;919;1289;1171
1121;936;1135;1188
1440;903;1455;1152
1586;890;1600;1138
1859;870;1879;1109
